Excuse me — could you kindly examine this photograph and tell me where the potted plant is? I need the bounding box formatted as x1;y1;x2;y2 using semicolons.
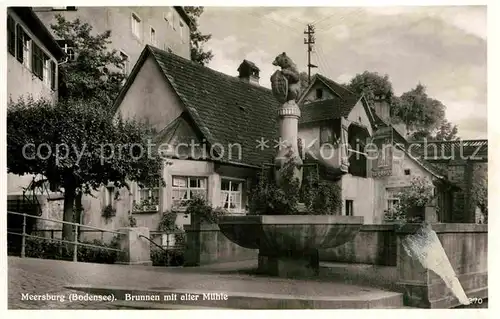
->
218;149;364;277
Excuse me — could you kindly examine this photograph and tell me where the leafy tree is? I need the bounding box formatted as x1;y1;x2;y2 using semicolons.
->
408;120;459;141
184;7;213;66
7;98;165;240
50;15;126;110
395;84;446;132
434;120;459;141
345;71;394;106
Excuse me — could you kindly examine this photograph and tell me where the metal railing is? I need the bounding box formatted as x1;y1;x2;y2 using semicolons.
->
7;211;124;262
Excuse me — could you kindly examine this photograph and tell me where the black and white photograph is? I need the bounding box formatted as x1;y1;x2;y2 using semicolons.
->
3;1;491;312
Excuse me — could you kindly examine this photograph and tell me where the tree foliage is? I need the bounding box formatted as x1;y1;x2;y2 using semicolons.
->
50;15;126;110
345;71;394;106
184;6;213;66
345;72;456;141
7;98;165;239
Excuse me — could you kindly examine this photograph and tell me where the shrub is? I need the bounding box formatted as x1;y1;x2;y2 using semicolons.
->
150;247;184;266
24;236;121;264
248;148;342;215
384;176;435;223
186;196;227;224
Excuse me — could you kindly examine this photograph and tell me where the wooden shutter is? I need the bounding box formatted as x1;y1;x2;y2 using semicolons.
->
7;16;15;56
50;60;56;90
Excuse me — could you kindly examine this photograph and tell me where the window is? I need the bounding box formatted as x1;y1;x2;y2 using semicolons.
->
315;88;323;99
138;187;160;205
345;200;354;216
220;180;243;214
32;44;45;79
172;176;207;207
131;13;142;39
43;56;51;85
7;15;15;56
387;198;400;211
377;143;391;167
16;25;31;68
404;169;411;176
320;125;334;145
150;27;157;45
164;9;173;28
104;186;115;207
120;51;129;75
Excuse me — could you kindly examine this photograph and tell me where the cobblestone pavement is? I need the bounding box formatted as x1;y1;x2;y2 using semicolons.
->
8;257;395;309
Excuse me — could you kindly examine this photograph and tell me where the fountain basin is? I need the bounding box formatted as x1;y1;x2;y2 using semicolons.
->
218;215;364;277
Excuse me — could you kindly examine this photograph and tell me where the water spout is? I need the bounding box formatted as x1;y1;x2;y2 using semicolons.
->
402;223;470;306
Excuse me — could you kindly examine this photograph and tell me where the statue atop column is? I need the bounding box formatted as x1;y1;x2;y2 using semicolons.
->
270;52;301;104
270;52;303;187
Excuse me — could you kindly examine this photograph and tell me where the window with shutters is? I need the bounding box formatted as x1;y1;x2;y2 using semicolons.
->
16;25;31;68
32;44;44;79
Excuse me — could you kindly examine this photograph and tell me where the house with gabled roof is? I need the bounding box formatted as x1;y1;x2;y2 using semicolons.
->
81;45;461;232
297;73;459;223
80;45;281;231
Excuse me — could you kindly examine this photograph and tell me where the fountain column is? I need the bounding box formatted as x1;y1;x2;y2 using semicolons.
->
274;100;303;187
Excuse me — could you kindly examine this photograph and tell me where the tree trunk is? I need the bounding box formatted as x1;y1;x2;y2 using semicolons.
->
62;183;77;241
75;192;83;240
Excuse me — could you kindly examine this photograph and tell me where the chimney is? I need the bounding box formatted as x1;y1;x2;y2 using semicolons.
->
237;60;260;85
373;95;390;122
373;95;408;137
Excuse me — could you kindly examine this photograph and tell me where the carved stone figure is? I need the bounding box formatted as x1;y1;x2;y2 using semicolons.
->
271;52;301;104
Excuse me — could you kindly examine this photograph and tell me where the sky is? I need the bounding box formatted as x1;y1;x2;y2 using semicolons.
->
198;6;487;139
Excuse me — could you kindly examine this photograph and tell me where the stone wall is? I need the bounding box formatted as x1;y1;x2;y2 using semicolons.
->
184;223;258;266
319;224;397;266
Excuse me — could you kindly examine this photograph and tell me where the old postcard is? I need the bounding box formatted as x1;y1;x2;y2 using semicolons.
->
4;2;489;312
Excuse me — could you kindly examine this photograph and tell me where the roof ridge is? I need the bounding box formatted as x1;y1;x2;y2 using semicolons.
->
147;45;273;94
316;73;356;96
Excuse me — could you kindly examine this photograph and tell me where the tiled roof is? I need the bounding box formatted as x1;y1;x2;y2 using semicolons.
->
299;96;360;124
147;46;279;167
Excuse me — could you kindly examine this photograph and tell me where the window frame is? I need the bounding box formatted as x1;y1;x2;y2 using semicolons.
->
377;142;391;167
319;125;335;146
131;12;142;40
171;176;208;208
163;9;173;28
220;178;244;214
104;186;115;208
150;26;157;45
119;51;129;75
315;88;323;99
345;200;354;216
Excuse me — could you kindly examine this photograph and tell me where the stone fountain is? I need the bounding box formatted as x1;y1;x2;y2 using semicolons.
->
218;52;364;277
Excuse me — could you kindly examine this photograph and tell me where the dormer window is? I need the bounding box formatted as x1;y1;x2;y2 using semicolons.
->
315;88;323;99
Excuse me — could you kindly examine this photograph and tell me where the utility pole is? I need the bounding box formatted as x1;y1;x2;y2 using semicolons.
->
304;23;318;83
